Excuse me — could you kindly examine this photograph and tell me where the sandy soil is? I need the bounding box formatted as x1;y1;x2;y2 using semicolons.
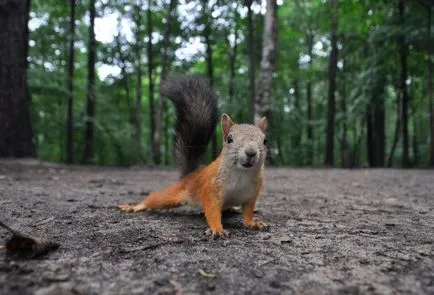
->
0;160;433;295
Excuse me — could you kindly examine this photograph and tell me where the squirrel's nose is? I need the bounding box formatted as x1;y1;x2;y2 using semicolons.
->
245;149;257;158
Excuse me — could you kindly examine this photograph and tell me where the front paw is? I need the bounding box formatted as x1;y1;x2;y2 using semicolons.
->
204;229;230;239
244;220;269;231
118;204;146;213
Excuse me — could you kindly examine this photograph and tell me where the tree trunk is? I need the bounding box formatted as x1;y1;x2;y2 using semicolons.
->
203;0;217;159
340;57;348;167
147;0;157;164
387;92;401;167
164;107;170;165
254;0;277;123
292;79;301;152
367;76;386;167
131;3;145;163
366;106;374;166
246;0;255;123
373;93;385;167
428;4;434;167
228;3;239;103
0;0;36;157
412;107;419;165
66;0;76;164
324;0;338;166
399;0;410;167
82;0;96;164
306;31;314;166
155;0;176;166
115;20;134;143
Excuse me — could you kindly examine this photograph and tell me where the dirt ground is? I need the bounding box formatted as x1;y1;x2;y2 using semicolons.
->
0;160;433;295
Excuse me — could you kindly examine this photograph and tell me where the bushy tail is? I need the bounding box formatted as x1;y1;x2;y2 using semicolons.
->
161;75;218;177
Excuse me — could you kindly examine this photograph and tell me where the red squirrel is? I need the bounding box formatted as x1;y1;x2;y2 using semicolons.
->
119;75;268;238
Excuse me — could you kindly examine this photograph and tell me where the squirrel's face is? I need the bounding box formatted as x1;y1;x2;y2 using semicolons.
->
221;114;267;170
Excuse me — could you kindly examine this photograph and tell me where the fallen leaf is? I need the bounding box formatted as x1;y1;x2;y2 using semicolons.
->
0;221;59;259
351;181;361;187
198;268;215;278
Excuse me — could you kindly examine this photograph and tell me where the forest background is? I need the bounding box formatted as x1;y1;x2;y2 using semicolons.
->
1;0;433;169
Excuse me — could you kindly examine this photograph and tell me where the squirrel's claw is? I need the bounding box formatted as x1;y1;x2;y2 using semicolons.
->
204;229;230;239
244;220;269;231
118;204;147;213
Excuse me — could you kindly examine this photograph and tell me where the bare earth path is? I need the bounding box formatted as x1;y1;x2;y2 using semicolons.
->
0;160;433;295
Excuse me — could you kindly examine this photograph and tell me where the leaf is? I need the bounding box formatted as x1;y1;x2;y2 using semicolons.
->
198;268;215;278
351;181;361;187
0;221;60;259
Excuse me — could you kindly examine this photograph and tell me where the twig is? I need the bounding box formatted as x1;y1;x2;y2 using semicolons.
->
0;220;18;235
33;217;55;227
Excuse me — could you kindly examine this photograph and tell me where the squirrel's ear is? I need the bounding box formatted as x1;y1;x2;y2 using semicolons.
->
221;113;234;139
257;116;267;133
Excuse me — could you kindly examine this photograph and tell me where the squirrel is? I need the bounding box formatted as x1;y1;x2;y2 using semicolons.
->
119;75;268;238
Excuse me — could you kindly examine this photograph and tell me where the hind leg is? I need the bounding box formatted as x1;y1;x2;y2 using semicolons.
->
119;187;188;213
118;201;148;213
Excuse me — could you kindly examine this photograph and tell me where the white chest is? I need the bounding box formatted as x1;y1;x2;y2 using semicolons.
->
222;170;258;209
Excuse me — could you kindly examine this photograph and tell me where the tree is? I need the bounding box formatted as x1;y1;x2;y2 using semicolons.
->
228;2;239;103
154;0;177;166
130;1;146;163
82;0;96;164
399;0;410;167
0;0;36;157
147;0;157;164
306;30;314;165
66;0;76;163
246;0;255;123
254;0;278;123
23;0;434;168
428;3;434;167
114;17;134;145
292;79;302;152
202;0;217;159
324;0;338;166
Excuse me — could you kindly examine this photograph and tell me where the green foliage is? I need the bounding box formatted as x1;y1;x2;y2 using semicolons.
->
28;0;432;167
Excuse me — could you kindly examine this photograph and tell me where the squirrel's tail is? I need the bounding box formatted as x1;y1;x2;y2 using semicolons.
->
161;75;218;177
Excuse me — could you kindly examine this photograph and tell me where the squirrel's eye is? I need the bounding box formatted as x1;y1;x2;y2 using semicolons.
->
227;134;233;144
263;138;268;145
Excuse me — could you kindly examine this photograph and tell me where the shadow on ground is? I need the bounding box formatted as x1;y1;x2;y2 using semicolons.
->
0;160;433;294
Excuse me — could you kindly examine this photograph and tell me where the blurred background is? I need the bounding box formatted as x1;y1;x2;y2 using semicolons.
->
0;0;432;168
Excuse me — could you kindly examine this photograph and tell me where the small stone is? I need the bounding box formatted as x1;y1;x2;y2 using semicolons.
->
35;283;74;295
206;283;216;291
359;259;370;265
253;269;264;278
154;277;170;286
270;281;281;289
280;237;292;244
44;274;70;282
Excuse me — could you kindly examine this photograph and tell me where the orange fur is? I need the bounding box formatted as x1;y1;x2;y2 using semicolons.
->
119;114;267;236
242;177;266;229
